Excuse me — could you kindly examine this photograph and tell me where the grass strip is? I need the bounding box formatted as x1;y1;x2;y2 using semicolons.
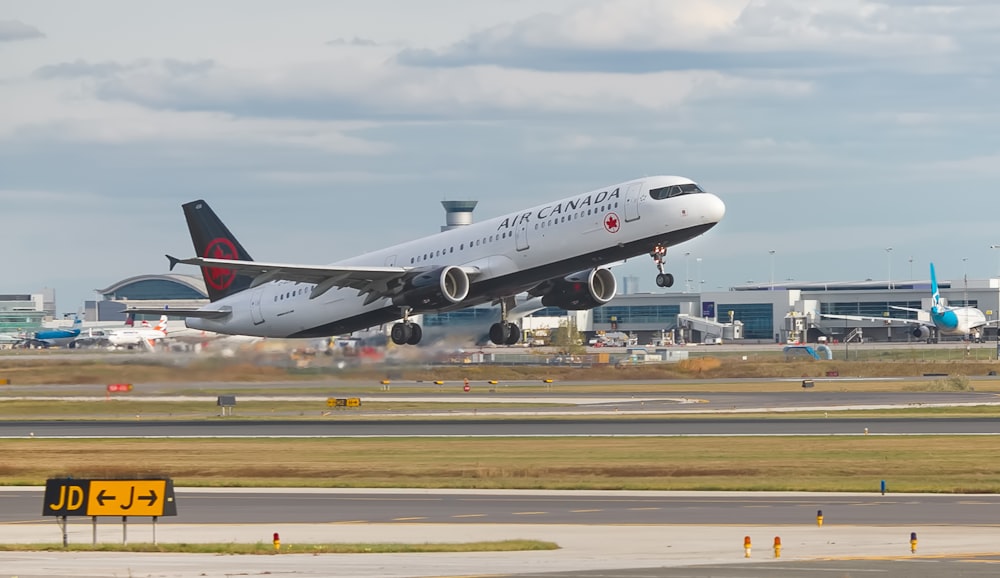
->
3;436;1000;492
0;539;558;554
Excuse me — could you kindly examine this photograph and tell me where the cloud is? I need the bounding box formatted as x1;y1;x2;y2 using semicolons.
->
326;37;378;47
398;0;961;72
28;56;810;122
0;20;44;43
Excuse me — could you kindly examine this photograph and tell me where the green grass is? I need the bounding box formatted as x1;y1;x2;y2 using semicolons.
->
0;399;567;420
4;436;1000;493
0;539;558;553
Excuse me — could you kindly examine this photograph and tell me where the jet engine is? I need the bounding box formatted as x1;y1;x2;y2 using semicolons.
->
392;266;470;309
538;268;617;310
912;325;931;340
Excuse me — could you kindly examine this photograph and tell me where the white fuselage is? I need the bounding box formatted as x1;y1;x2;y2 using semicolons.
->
934;306;987;336
188;175;725;338
107;327;167;347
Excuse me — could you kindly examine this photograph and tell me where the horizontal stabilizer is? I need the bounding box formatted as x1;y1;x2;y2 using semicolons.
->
122;307;232;320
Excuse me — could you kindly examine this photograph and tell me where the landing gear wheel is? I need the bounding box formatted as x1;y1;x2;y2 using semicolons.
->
390;323;411;345
489;322;510;346
656;273;674;288
504;323;521;345
405;323;422;345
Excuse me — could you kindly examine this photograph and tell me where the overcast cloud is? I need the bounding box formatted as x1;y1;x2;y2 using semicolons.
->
3;0;1000;312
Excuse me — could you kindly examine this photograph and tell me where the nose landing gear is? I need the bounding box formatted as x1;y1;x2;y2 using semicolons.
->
651;244;674;288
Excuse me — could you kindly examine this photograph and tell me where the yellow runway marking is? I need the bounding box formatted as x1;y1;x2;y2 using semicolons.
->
392;517;427;521
570;509;603;513
513;511;546;515
452;514;486;518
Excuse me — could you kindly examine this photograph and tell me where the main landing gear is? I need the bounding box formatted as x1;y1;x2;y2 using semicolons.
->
651;244;674;288
488;297;521;346
390;307;423;345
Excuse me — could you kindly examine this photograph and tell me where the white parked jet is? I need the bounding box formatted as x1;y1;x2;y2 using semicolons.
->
107;315;168;349
822;262;990;343
126;176;725;345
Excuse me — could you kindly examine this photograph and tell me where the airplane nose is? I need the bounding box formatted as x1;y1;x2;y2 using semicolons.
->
703;193;726;223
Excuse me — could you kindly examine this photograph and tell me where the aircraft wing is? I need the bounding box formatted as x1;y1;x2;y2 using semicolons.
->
820;313;932;327
169;255;480;304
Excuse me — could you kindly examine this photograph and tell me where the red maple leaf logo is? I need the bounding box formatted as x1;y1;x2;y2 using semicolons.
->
604;213;620;233
203;238;238;290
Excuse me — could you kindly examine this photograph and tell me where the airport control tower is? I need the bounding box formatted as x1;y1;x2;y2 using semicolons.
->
441;200;478;231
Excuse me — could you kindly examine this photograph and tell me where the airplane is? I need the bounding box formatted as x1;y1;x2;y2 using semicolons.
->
0;333;23;348
822;262;990;343
125;176;726;345
28;318;83;348
106;315;169;349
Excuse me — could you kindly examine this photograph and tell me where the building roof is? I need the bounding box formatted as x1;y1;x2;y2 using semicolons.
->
96;274;208;300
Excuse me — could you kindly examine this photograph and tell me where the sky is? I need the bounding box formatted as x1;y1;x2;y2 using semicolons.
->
4;0;1000;314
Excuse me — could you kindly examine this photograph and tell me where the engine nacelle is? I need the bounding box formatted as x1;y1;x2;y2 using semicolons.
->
540;268;617;310
912;325;931;340
392;266;470;309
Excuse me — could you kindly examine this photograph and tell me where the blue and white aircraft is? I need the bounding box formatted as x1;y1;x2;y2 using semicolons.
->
823;263;990;343
29;318;83;347
126;175;725;345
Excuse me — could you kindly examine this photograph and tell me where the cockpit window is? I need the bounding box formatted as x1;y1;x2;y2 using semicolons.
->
649;183;704;200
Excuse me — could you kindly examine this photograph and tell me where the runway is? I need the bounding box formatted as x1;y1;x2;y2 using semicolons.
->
2;489;1000;577
2;415;1000;438
2;385;998;576
7;488;1000;526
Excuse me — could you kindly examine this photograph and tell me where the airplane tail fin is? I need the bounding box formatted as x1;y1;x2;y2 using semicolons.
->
125;313;134;327
930;262;943;313
154;315;168;334
182;200;255;302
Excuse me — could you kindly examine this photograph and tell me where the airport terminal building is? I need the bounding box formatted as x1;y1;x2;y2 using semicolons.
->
80;270;1000;345
574;276;1000;344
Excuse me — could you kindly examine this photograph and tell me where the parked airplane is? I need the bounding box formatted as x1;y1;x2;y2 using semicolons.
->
822;263;990;343
106;315;168;349
28;318;82;347
126;176;725;345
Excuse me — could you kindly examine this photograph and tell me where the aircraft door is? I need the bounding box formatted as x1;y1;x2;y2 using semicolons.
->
384;255;396;267
624;182;643;222
515;221;529;252
250;287;265;325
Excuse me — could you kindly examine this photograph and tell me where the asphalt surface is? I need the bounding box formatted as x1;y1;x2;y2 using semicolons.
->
7;488;1000;526
2;381;999;576
2;490;1000;577
3;415;1000;438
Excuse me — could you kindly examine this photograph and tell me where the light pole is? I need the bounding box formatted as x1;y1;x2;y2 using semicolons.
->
684;252;691;293
885;247;893;290
769;250;776;291
991;245;1000;277
696;257;703;294
908;256;913;281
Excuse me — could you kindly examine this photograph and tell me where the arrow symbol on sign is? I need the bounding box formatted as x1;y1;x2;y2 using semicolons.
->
138;489;158;507
96;489;116;506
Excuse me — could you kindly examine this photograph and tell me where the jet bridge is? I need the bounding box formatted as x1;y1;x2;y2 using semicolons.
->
676;313;744;344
